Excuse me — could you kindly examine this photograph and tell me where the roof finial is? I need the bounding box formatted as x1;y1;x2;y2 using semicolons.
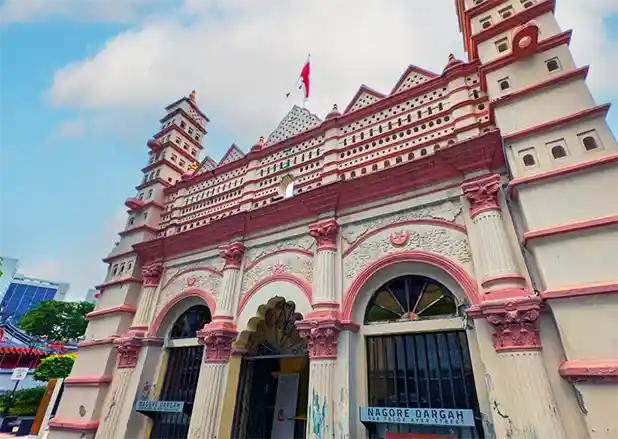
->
448;54;455;61
189;90;196;101
259;136;265;145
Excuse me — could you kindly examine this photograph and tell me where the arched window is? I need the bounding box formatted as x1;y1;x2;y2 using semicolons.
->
364;275;458;324
523;154;536;166
281;174;294;199
169;305;212;339
551;145;567;159
582;136;598;151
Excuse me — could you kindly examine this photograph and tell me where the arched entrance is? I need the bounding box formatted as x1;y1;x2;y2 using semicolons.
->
149;304;212;439
360;275;484;439
232;297;309;439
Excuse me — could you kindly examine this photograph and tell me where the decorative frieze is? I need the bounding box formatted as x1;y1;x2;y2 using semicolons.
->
218;242;245;270
245;236;315;264
141;262;164;287
240;253;313;295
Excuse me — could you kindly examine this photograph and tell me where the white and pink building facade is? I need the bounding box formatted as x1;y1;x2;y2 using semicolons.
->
47;0;617;438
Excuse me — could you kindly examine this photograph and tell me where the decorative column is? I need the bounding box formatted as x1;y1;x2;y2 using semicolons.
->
471;298;566;439
297;219;341;439
131;261;164;333
94;336;142;439
187;242;244;439
462;174;526;298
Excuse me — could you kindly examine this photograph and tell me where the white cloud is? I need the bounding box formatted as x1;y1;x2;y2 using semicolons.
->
19;209;126;301
0;0;169;25
44;0;618;147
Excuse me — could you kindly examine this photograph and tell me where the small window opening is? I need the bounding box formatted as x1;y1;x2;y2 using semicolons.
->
582;136;598;151
551;145;567;159
499;79;511;91
523;154;536;167
282;175;295;199
546;59;560;72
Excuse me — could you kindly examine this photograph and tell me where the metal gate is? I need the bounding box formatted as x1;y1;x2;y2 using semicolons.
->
149;345;203;439
366;331;484;439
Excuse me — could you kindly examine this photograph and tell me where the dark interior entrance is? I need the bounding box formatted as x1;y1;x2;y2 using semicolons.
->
231;298;309;439
149;305;211;439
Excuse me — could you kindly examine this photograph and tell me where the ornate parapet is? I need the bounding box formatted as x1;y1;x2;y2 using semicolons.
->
197;321;238;363
141;262;164;287
461;173;501;218
218;242;245;270
309;218;339;251
468;297;541;352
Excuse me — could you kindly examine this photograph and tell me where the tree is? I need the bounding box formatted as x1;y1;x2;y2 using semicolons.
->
33;353;76;382
18;300;95;342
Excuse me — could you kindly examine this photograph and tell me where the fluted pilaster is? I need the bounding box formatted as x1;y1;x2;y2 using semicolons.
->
216;242;245;315
498;351;565;438
307;360;336;439
187;363;229;439
94;369;134;439
309;218;339;305
133;261;164;328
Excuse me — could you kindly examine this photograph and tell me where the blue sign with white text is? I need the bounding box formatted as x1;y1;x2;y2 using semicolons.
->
359;406;475;427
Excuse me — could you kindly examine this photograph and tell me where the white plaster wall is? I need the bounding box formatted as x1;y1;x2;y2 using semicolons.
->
528;228;618;289
573;382;618;439
493;79;596;135
470;0;544;36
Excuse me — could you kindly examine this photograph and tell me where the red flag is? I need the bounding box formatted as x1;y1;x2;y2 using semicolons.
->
286;54;311;103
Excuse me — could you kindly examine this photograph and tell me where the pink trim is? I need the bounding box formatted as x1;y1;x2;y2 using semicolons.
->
309;218;339;251
86;305;136;320
312;301;339;309
159;266;222;291
102;249;136;263
95;276;142;291
342;250;479;320
246;248;313;270
148;288;217;336
542;281;618;300
503;104;610;141
115;336;142;369
560;359;618;382
141;262;164;287
343;219;467;257
77;337;115;348
296;319;341;359
64;375;113;386
48;419;99;431
482;286;531;301
508;153;618;197
481;274;526;288
522;215;618;247
237;273;312;315
390;64;439;95
344;85;386;114
219;241;246;269
197;320;237;363
461;174;501;219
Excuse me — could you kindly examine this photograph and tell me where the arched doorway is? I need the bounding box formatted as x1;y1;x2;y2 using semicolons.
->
150;304;212;439
361;275;484;439
232;297;309;439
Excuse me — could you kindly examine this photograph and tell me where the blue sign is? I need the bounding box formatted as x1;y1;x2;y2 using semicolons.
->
359;406;475;427
135;400;184;413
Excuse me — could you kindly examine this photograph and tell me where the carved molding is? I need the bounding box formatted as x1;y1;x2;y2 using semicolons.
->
219;242;245;269
155;268;222;318
482;299;541;352
343;225;471;280
197;322;238;364
296;319;341;359
245;236;315;264
241;252;313;295
309;218;340;251
115;337;142;369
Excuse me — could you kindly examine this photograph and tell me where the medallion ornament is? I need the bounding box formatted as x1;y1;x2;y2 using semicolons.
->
389;230;409;247
309;218;339;251
461;174;501;218
141;262;164;287
218;242;245;269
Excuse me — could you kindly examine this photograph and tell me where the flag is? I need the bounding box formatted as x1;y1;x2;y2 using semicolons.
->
286;54;311;105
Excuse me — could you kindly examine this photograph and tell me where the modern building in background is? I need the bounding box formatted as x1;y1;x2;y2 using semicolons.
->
1;275;69;322
0;256;20;302
83;288;99;304
52;2;617;439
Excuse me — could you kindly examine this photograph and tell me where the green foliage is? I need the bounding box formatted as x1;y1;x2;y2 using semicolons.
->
33;353;76;382
18;300;95;341
0;386;46;415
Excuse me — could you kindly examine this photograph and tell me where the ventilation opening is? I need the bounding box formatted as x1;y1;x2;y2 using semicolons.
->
582;136;598;151
499;79;511;91
551;145;567;159
546;59;560;72
523;154;536;167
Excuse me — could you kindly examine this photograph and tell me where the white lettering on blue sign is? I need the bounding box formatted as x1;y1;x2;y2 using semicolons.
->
359;406;476;427
135;400;184;413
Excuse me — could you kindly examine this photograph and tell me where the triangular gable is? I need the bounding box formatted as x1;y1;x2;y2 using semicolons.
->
265;105;322;147
218;143;245;166
390;65;438;95
343;85;385;114
195;156;217;175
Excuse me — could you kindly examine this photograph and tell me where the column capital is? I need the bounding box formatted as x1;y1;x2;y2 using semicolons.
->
296;319;341;359
461;173;501;218
472;297;542;352
141;261;164;287
218;242;245;270
197;321;238;363
114;335;142;369
309;218;339;251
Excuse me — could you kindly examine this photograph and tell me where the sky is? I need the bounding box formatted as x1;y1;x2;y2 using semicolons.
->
0;0;617;301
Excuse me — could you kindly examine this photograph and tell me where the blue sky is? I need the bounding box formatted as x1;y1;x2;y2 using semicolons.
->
0;0;616;300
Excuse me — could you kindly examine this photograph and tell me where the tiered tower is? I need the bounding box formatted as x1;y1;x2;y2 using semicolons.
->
457;0;618;436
